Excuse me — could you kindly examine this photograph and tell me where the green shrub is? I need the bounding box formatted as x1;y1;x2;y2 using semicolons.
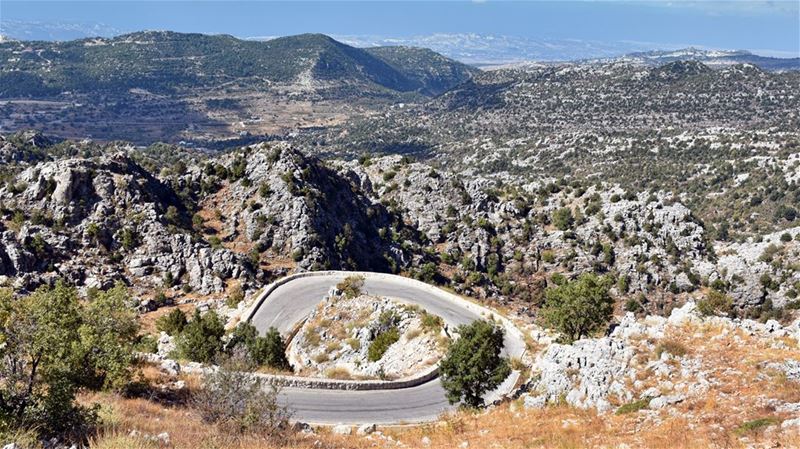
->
176;310;225;363
291;249;304;262
415;262;440;283
368;328;400;362
0;281;137;439
134;334;158;354
552;207;574;231
155;308;188;336
735;417;780;435
120;228;138;251
208;235;222;249
439;320;510;407
258;182;272;198
421;312;443;332
624;297;643;314
550;272;567;286
228;324;290;370
164;205;180;225
540;273;614;343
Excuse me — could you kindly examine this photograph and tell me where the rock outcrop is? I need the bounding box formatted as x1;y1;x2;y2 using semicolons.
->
0;153;256;295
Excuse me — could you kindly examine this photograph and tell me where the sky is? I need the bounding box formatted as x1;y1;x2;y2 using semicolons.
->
1;1;798;57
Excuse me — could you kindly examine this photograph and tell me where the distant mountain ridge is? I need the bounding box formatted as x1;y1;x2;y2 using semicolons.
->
599;47;800;71
0;31;478;97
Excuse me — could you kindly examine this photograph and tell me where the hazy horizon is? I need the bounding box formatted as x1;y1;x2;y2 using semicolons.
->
1;1;798;61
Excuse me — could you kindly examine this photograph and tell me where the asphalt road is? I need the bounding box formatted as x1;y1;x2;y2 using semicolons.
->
249;273;525;424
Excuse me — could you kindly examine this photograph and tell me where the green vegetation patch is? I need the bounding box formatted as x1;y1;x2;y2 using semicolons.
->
735;417;781;435
615;397;651;415
367;328;400;362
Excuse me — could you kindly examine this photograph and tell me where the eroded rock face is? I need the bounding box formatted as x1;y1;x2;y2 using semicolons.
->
185;143;413;273
0;153;255;295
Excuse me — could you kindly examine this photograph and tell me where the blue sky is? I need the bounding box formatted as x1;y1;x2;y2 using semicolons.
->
1;1;798;57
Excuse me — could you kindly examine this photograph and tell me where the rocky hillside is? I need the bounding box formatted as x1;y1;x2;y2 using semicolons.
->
514;301;800;446
303;61;800;237
316;61;800;154
0;151;257;296
1;133;798;321
333;154;799;314
180;142;420;273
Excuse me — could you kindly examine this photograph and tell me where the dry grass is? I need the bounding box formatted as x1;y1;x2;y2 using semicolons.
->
85;312;800;449
139;303;195;335
324;366;352;380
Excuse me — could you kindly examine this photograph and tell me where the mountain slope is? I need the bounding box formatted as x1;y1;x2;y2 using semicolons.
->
0;31;475;97
364;46;479;95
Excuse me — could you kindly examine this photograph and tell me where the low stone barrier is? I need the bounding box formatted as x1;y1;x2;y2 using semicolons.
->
254;364;440;391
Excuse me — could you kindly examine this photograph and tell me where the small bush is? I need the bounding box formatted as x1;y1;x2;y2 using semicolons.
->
324;366;352;380
164;205;180;225
624;297;644;314
192;356;292;439
337;275;365;298
134;334;158;354
552;207;574;231
228;324;291;371
368;328;400;362
377;310;400;331
208;236;222;249
291;249;304;262
346;338;361;350
421;312;443;332
226;284;245;308
697;290;732;316
155;308;188;336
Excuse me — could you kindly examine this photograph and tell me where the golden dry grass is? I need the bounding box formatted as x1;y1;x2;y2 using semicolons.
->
85;316;800;449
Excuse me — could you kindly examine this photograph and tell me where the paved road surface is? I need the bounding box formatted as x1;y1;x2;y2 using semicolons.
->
249;273;525;424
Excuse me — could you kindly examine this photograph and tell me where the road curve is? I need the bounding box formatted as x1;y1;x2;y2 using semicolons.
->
248;271;526;424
